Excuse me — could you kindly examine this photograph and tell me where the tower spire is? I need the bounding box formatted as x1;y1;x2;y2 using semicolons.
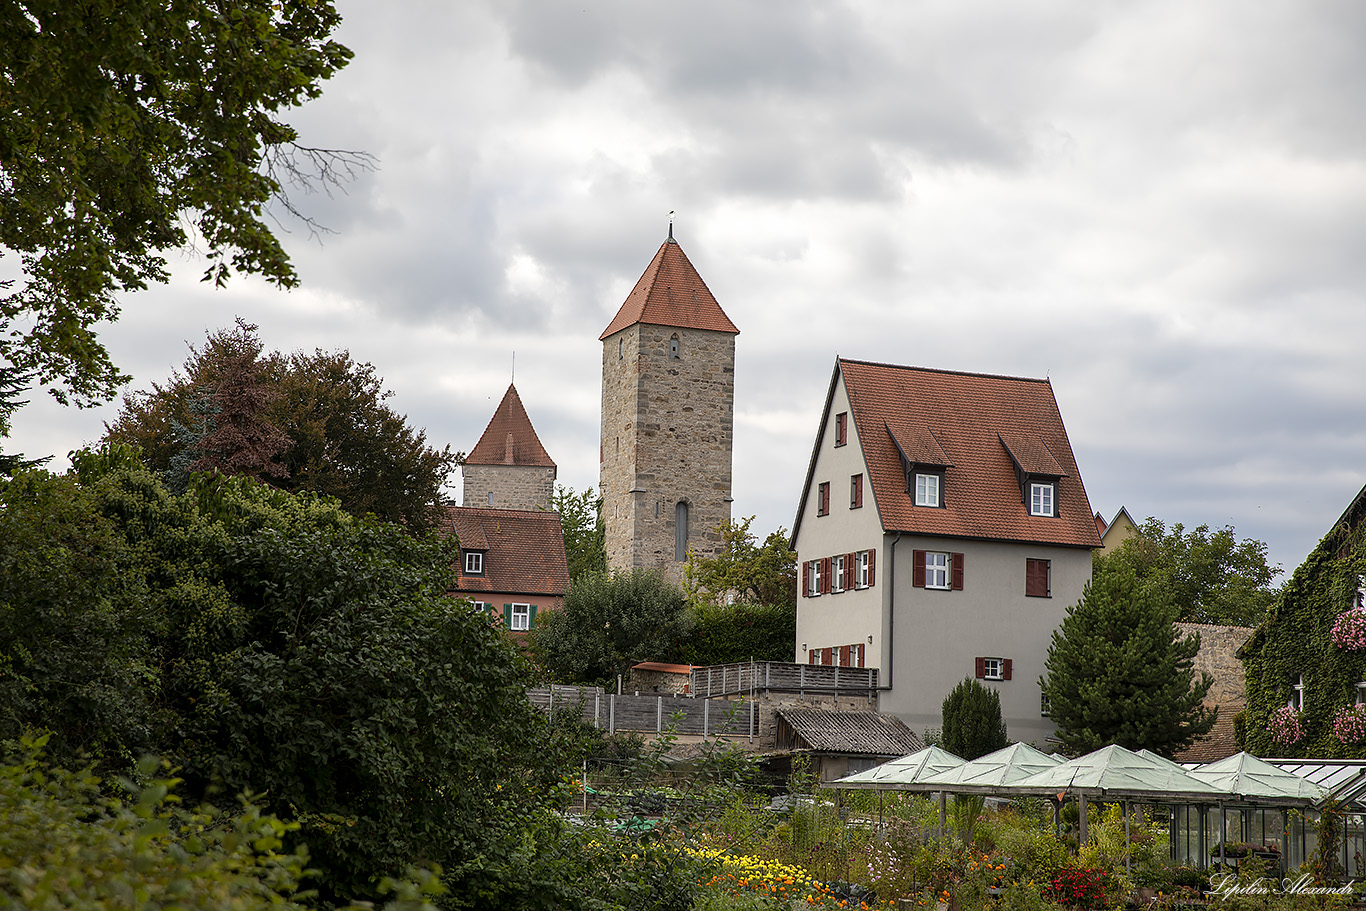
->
668;210;674;242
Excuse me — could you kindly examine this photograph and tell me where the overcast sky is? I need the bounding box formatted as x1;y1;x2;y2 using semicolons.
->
7;0;1365;577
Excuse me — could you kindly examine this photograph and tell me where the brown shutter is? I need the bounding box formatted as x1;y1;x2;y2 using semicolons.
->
840;645;850;666
802;560;809;597
847;553;857;586
912;550;926;587
822;483;830;515
822;557;832;594
975;656;986;679
809;650;818;665
856;643;865;667
823;648;834;666
951;553;965;590
1003;658;1014;680
867;549;875;586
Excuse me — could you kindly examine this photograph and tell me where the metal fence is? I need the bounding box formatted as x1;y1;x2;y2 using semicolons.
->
528;686;758;739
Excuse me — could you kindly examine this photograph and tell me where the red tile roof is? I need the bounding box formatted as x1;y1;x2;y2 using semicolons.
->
798;359;1101;548
599;237;739;339
440;506;569;596
1174;714;1242;763
464;384;555;468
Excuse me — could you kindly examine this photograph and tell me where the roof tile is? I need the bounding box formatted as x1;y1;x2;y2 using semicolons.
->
465;384;555;468
440;506;569;597
777;708;924;756
600;238;739;339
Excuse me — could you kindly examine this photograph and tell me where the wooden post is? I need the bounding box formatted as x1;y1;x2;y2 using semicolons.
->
1078;793;1088;846
609;694;615;734
657;696;663;733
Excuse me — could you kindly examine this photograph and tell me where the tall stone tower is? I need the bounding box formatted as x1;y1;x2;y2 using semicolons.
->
462;383;557;511
599;233;739;581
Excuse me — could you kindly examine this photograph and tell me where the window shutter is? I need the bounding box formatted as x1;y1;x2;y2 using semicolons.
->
951;553;965;590
824;648;834;666
802;561;809;597
528;605;538;629
840;645;850;666
912;550;926;588
847;553;857;585
821;483;830;515
1003;658;1013;680
809;650;818;665
821;557;832;594
503;604;513;629
856;643;865;667
975;656;986;679
867;549;875;586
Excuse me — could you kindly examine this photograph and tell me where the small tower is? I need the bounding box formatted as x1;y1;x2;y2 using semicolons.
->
599;233;739;581
462;384;556;511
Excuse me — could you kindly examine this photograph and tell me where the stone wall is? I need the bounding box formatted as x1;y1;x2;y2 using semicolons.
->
1176;622;1254;707
600;324;735;582
462;464;556;512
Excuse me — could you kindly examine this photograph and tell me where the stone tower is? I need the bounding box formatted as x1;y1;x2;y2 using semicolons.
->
462;383;556;511
599;233;739;581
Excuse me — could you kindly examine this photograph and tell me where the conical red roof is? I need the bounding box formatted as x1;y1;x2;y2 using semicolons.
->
464;384;555;467
600;237;739;339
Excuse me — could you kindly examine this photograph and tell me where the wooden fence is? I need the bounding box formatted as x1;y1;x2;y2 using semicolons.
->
528;686;758;739
690;661;878;698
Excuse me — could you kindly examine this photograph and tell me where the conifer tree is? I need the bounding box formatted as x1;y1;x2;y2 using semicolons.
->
941;677;1009;760
1041;569;1216;757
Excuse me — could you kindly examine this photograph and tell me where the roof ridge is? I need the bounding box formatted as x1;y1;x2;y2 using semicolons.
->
839;357;1051;386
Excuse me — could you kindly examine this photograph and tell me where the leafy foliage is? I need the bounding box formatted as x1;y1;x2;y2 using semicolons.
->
105;322;458;530
1241;496;1366;757
0;0;363;406
0;360;46;473
940;677;1009;761
1097;518;1282;627
672;600;796;665
549;484;606;582
684;517;796;610
1041;569;1215;757
531;569;693;688
0;450;566;903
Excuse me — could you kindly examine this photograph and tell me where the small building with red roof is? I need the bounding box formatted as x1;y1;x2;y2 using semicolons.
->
462;383;557;512
791;358;1101;744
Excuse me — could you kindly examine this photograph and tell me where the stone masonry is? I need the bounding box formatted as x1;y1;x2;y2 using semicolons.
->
1176;621;1254;707
462;463;556;512
600;322;735;582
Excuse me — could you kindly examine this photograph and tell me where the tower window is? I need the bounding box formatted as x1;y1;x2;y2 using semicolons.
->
670;334;680;359
675;501;689;560
619;338;623;359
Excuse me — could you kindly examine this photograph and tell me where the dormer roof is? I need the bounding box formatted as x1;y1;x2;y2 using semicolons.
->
599;236;739;339
440;506;569;596
794;358;1100;549
465;384;555;468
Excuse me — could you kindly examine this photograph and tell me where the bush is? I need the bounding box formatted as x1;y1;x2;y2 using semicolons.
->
940;678;1008;760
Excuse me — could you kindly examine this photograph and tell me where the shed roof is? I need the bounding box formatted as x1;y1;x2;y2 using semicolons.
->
1011;744;1226;800
918;743;1062;791
827;745;963;790
777;708;923;757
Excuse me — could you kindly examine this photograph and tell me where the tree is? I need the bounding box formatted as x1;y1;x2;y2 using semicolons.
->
0;359;46;473
0;0;365;406
940;677;1009;760
1097;518;1282;627
531;569;693;688
1041;569;1216;757
105;322;458;530
683;517;796;609
0;449;560;903
548;484;605;582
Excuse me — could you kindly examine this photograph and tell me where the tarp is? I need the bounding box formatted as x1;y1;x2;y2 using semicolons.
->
1187;752;1327;803
1011;744;1227;800
826;745;964;790
916;742;1063;791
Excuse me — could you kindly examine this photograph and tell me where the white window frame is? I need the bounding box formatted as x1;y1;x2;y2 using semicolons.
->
1356;575;1366;610
982;657;1004;681
1029;482;1055;516
925;551;950;590
510;603;532;632
856;551;870;589
464;551;484;575
915;473;940;507
1355;682;1366;706
1289;675;1305;712
832;555;846;593
808;559;823;597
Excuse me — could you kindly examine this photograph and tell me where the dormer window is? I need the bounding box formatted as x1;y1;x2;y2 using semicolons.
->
915;473;941;507
1029;482;1055;517
464;551;485;575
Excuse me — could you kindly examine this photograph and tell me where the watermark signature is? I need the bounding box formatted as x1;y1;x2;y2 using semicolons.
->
1208;873;1358;899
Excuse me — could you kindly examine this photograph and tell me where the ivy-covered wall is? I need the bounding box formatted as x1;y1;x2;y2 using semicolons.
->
1242;484;1366;757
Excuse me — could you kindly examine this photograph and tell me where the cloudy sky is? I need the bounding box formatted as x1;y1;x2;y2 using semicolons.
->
8;0;1366;575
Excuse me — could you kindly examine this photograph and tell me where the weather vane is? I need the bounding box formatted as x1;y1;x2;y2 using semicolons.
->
668;210;675;240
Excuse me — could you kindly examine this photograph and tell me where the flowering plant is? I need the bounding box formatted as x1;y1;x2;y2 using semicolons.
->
1333;705;1366;743
1042;865;1113;910
1332;609;1366;650
1267;705;1304;746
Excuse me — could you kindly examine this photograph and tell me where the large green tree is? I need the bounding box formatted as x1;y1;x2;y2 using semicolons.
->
0;449;559;904
1041;569;1216;757
1098;518;1282;627
549;484;605;582
0;0;362;406
105;322;458;530
531;569;693;688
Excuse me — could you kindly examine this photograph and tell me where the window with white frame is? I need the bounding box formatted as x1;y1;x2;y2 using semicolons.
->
915;473;940;507
925;551;950;589
1356;575;1366;610
1289;675;1305;711
856;551;871;588
982;657;1004;680
1356;682;1366;706
1029;482;1055;516
807;559;823;596
510;603;532;631
832;555;846;593
464;551;484;575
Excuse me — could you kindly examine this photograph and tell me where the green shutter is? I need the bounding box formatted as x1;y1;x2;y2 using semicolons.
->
504;604;513;629
528;605;538;629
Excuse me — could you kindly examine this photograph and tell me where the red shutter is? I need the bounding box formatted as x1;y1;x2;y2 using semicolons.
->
840;645;850;666
912;550;926;587
823;648;834;666
867;549;875;586
1003;658;1013;680
847;553;857;586
809;649;818;665
856;643;865;667
852;474;862;509
951;553;965;590
802;560;809;597
975;656;986;679
821;557;832;594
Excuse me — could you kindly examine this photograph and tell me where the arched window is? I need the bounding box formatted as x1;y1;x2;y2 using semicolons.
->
675;501;689;560
670;334;680;359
